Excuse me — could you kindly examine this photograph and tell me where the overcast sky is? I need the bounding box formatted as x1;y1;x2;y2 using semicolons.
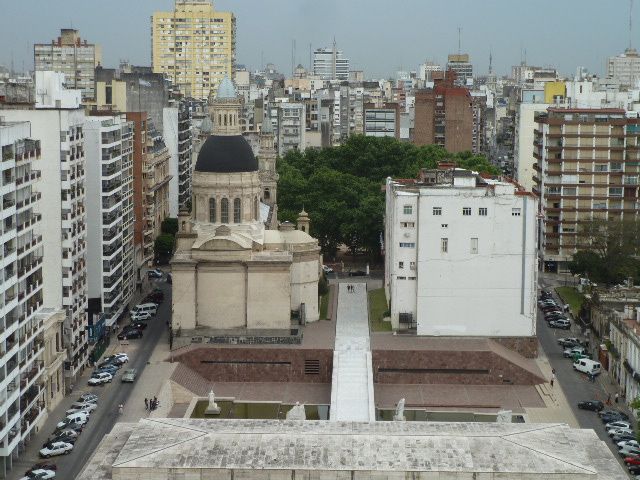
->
1;0;637;78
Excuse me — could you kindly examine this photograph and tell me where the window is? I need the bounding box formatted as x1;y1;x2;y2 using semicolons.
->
220;198;229;223
609;187;623;197
397;276;406;280
254;197;259;220
441;238;448;253
432;207;442;215
478;207;487;216
441;224;448;228
398;261;404;269
462;207;471;216
611;162;623;172
399;242;415;248
408;276;416;280
208;197;216;223
409;261;416;270
470;237;478;254
403;205;413;215
264;187;271;200
512;208;521;216
233;198;242;222
400;222;415;228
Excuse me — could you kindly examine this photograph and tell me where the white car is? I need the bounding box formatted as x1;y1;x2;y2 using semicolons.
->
78;393;98;403
130;311;152;322
88;372;112;386
619;445;640;457
56;428;80;438
71;399;98;409
608;427;634;437
39;441;73;458
322;265;334;274
66;402;97;415
19;469;56;480
618;439;639;448
114;353;129;362
606;420;632;430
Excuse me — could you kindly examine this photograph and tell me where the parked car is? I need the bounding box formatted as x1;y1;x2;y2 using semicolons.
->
78;393;98;403
19;469;56;480
118;329;143;340
625;456;640;466
103;353;129;364
54;422;83;435
600;410;629;421
93;365;118;376
322;265;334;274
557;337;581;348
55;414;88;431
98;358;124;368
88;372;113;385
66;402;97;415
618;439;639;449
128;321;148;331
121;369;137;383
573;358;601;376
55;428;79;439
612;432;636;443
39;441;73;458
563;347;585;358
628;463;640;474
620;445;640;457
609;427;634;437
577;400;604;411
48;434;77;446
130;303;158;317
143;289;164;304
130;311;152;322
607;420;632;430
147;269;163;278
549;318;571;329
25;463;57;475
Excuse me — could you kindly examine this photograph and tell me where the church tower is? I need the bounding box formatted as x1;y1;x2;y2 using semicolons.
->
258;110;278;224
208;77;242;136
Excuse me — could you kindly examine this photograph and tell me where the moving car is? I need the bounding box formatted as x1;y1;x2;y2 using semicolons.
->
88;372;113;385
39;441;73;458
147;269;163;278
118;329;143;340
576;400;604;411
19;469;56;480
549;318;571;329
121;369;137;383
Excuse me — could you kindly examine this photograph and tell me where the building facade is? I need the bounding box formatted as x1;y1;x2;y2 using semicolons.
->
446;54;473;85
163;104;193;216
364;102;400;138
607;48;640;88
275;102;306;156
84;115;136;329
313;47;350;81
34;29;101;101
384;168;538;337
534;108;640;272
151;0;236;100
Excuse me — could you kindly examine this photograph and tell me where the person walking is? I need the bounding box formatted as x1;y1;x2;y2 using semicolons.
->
607;393;611;405
615;393;619;404
550;373;555;387
118;403;124;415
144;398;149;410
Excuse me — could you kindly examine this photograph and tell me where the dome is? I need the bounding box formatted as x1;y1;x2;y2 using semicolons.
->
216;76;237;99
194;135;258;173
199;116;213;134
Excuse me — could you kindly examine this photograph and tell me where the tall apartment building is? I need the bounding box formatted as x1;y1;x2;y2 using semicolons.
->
1;73;89;380
313;47;349;81
534;108;640;272
413;74;473;152
151;0;236;100
34;29;101;101
384;168;538;337
84;115;135;335
364;102;400;138
1;121;66;476
163;104;193;216
607;48;640;88
446;54;473;86
275;103;306;156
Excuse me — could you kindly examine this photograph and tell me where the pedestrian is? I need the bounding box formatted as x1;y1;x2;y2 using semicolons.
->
615;393;619;403
550;373;555;387
607;393;611;405
118;403;124;415
144;398;149;410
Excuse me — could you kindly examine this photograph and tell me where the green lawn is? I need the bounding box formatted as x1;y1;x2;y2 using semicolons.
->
320;292;330;320
555;286;585;316
368;288;392;332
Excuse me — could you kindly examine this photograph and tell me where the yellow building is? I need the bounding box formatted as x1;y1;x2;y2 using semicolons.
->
151;0;235;100
544;81;566;104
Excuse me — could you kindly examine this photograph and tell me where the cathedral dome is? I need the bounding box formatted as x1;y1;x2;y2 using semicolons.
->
194;135;258;173
216;76;237;99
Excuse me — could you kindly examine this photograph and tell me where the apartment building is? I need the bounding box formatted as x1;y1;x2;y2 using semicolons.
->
151;0;236;99
163;104;193;216
384;167;538;337
0;122;67;477
446;53;473;86
1;72;89;381
313;47;350;81
413;73;473;152
607;48;640;89
364;102;400;138
533;108;640;272
275;103;306;156
84;115;135;333
34;29;101;101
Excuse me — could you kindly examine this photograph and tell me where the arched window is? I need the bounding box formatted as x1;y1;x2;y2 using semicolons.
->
223;114;227;126
233;198;241;223
209;197;216;223
264;187;270;200
254;197;259;220
220;198;229;223
218;114;222;126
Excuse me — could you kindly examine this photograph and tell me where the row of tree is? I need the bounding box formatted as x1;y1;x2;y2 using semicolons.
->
276;136;499;257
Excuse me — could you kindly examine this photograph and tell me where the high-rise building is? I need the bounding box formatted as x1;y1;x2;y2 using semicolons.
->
84;114;135;335
151;0;236;100
384;168;538;336
34;29;101;101
364;102;400;138
274;102;306;156
163;104;193;216
534;108;640;272
607;48;640;88
446;53;473;86
313;47;349;81
413;73;473;152
1;72;89;380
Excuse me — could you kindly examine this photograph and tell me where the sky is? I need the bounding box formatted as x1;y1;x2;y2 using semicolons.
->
0;0;638;79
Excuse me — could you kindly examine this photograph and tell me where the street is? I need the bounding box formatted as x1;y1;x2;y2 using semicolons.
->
7;278;171;480
537;279;632;474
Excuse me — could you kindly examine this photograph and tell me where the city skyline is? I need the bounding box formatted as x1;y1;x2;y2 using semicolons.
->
0;0;637;79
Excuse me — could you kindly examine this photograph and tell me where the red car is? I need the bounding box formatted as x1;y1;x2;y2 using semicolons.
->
625;456;640;465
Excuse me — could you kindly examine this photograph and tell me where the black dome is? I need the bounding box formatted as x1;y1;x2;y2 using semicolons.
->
195;135;258;173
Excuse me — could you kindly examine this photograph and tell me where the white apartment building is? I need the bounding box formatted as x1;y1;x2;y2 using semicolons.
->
1;72;89;380
607;48;640;89
163;105;193;216
384;168;538;337
84;115;135;330
275;103;306;156
515;101;551;192
313;47;349;81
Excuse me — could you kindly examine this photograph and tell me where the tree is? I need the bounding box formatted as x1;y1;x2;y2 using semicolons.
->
161;218;179;236
154;234;175;258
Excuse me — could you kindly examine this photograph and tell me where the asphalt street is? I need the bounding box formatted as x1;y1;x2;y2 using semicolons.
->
7;278;171;480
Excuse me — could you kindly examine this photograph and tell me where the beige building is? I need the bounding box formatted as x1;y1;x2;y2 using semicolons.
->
145;123;172;239
42;309;66;413
34;29;101;101
151;0;235;100
171;78;320;333
534;108;640;272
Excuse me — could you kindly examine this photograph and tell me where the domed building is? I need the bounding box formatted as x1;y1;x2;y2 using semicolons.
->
171;78;320;333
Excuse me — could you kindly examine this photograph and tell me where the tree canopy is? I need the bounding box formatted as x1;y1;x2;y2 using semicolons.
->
276;135;500;257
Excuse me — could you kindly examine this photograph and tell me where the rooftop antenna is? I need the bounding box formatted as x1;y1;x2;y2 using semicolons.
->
261;50;264;71
332;37;337;80
489;48;493;75
457;27;461;54
291;39;296;77
309;43;312;72
630;0;634;49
